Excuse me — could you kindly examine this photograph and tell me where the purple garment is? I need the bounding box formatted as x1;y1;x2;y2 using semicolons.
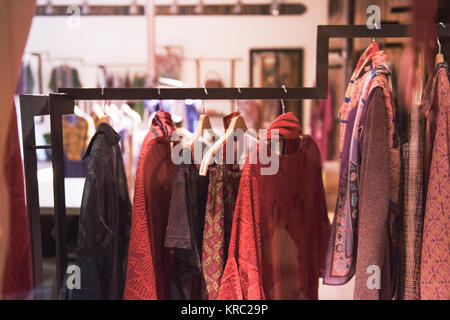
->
322;78;374;285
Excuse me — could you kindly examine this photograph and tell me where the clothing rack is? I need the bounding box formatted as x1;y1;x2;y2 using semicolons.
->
19;24;450;299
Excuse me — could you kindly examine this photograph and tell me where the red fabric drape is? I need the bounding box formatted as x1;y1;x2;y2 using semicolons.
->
0;0;36;299
2;110;33;299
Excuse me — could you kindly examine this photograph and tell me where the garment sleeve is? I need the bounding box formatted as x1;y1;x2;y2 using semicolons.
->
313;143;332;275
354;88;392;300
164;166;191;249
72;144;106;300
124;147;158;300
218;164;264;300
164;166;194;299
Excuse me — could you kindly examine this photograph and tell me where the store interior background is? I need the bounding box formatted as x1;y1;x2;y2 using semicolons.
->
18;0;443;299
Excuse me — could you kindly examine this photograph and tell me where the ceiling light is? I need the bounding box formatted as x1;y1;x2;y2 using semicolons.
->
45;0;53;15
271;0;280;16
194;0;204;15
170;0;178;15
233;0;242;14
129;0;138;15
81;1;89;15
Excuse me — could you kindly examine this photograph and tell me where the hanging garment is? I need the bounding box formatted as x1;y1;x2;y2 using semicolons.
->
185;100;199;133
72;123;132;300
164;156;209;300
397;88;426;299
202;165;241;300
353;86;400;300
49;65;82;93
420;62;450;300
310;83;334;162
62;114;89;178
323;43;382;285
218;112;330;300
2;110;33;300
15;63;34;95
124;110;176;300
323;43;401;299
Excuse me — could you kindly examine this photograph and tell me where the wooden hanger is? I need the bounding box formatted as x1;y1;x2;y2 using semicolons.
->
190;87;213;160
120;103;142;124
192;114;212;144
199;88;262;176
199;114;248;176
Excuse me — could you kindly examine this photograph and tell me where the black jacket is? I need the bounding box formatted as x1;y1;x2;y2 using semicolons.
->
71;123;132;300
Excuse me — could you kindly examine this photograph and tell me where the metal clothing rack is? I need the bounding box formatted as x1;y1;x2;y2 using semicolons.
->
19;24;450;299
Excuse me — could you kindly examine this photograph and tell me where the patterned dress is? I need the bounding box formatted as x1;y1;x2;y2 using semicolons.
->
420;62;450;300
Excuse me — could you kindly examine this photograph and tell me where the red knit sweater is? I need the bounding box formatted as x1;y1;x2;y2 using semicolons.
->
124;111;176;300
218;113;330;300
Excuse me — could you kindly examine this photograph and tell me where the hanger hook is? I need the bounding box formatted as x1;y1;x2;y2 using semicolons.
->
438;36;442;54
202;85;208;114
372;22;378;42
101;86;106;112
236;86;241;112
157;86;162;110
281;85;287;114
437;22;446;55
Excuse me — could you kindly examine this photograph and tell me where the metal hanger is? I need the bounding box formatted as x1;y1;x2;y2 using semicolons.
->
281;85;287;114
373;22;378;42
101;86;106;113
202;86;207;114
235;86;241;112
436;22;446;66
157;86;162;111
